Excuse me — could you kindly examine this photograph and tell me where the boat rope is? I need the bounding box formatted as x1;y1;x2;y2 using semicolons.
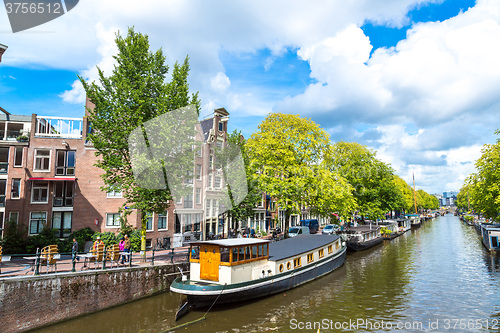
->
160;283;227;333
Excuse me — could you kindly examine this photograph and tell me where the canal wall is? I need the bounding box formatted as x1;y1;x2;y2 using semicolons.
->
0;263;189;333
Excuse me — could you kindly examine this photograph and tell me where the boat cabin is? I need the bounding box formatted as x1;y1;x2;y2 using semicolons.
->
187;235;344;285
341;225;381;242
480;224;500;252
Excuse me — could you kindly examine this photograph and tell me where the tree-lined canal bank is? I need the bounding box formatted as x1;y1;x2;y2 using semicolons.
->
32;214;500;333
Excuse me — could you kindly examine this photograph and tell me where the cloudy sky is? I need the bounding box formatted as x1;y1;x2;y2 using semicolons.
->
0;0;497;194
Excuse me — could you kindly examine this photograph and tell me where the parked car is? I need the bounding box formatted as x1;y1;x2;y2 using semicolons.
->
288;226;310;238
300;219;319;234
322;224;339;235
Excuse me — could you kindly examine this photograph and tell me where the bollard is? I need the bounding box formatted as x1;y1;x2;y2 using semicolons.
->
34;251;40;276
171;248;174;263
102;248;107;270
72;253;77;273
151;248;155;266
129;251;132;267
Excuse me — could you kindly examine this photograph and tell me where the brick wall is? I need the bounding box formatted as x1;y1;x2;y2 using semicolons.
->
0;263;188;333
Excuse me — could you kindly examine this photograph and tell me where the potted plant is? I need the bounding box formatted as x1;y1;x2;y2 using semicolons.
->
16;134;29;142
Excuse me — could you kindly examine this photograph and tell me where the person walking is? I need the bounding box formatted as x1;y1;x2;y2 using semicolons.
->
121;234;131;265
72;238;79;262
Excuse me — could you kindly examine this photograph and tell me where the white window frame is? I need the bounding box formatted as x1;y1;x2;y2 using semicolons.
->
146;213;154;232
31;181;49;204
158;212;168;231
29;211;47;235
11;178;20;199
107;189;123;198
215;176;221;189
105;213;121;228
196;164;202;180
196;187;201;204
14;147;23;167
9;211;19;225
34;149;51;172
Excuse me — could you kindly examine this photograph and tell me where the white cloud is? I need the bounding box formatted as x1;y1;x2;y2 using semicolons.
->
210;72;231;93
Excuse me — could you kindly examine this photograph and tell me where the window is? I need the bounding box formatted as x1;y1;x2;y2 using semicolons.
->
31;181;49;203
0;179;5;207
215;176;221;188
212;199;217;217
196;164;202;180
52;211;72;238
279;263;284;272
183;193;193;208
207;174;212;188
107;185;122;198
0;147;8;174
318;249;325;258
184;214;192;232
9;212;18;225
34;149;50;171
205;199;211;217
307;253;314;263
196;188;201;204
218;121;223;131
29;212;47;235
55;150;75;176
53;181;73;206
209;154;213;169
328;245;333;254
11;178;20;199
158;213;167;230
216;139;223;148
14;147;23;167
294;257;302;268
184;170;193;185
146;214;153;231
106;213;120;227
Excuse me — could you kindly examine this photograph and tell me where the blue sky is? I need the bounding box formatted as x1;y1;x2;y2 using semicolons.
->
0;0;497;194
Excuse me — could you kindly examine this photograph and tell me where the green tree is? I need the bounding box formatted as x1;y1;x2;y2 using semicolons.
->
456;183;472;212
246;113;356;234
328;142;402;220
393;175;415;214
466;132;500;219
216;130;262;232
80;27;200;255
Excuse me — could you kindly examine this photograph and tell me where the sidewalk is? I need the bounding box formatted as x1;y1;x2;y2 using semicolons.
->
0;246;190;278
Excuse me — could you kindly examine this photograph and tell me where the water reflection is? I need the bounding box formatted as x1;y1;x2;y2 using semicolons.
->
33;214;500;333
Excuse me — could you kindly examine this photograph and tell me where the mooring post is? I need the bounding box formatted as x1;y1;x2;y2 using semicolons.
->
151;247;155;266
102;248;107;270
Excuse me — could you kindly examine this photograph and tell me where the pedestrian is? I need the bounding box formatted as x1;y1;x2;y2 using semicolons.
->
93;236;104;251
119;237;125;251
121;234;131;265
250;228;255;238
72;238;79;262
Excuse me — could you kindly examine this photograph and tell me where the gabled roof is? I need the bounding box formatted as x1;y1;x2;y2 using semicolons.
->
200;118;213;142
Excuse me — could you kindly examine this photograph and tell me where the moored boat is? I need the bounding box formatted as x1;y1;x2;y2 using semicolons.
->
480;223;500;253
170;235;346;308
407;214;421;228
337;225;383;251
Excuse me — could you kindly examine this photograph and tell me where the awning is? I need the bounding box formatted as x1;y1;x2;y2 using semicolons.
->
29;177;76;181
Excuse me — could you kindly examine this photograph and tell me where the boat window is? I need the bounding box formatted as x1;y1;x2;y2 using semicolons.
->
492;236;499;248
258;245;263;257
335;241;340;250
263;244;268;257
294;257;301;268
328;245;333;254
318;249;324;258
287;261;291;270
245;246;250;260
279;263;284;272
252;246;258;259
239;247;246;261
190;246;200;260
232;247;240;262
220;247;230;262
307;253;314;263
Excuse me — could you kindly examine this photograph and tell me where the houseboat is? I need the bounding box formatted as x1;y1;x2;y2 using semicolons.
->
396;218;412;233
337;225;383;251
379;220;402;240
480;224;500;253
406;214;421;229
170;235;346;309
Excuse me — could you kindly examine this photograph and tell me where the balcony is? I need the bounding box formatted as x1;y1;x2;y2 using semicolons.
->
35;116;82;139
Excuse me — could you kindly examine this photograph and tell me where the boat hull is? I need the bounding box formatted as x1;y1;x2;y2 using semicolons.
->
347;236;384;251
171;246;347;308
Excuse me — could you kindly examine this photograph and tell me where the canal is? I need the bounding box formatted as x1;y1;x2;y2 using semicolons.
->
34;214;500;332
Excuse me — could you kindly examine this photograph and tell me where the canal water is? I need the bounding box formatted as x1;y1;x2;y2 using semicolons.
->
34;214;500;332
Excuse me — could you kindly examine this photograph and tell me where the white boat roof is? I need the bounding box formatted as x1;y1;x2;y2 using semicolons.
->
189;238;270;247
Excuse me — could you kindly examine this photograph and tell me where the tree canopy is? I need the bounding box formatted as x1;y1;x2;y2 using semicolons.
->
246;113;356;231
80;27;200;247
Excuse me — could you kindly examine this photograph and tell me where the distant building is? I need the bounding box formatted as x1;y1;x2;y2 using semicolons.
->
0;43;7;63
